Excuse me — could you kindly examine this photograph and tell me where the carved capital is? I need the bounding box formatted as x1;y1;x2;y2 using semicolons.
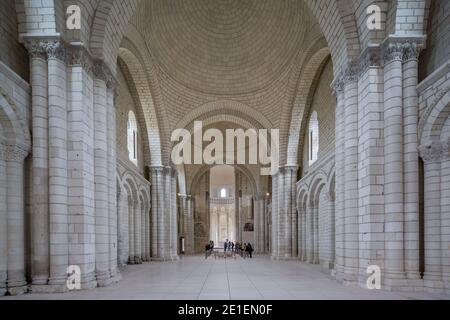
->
383;43;404;63
419;141;447;163
3;145;29;162
343;60;359;83
44;40;67;62
92;60;108;82
69;46;94;74
359;46;382;74
402;41;423;61
331;74;345;97
24;39;48;59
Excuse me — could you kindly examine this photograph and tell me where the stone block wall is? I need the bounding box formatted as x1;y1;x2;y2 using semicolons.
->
0;0;29;80
302;59;335;174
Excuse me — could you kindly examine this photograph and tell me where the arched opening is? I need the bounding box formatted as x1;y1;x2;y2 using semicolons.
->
127;111;138;166
308;111;319;166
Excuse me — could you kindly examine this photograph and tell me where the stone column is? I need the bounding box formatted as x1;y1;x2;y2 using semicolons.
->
328;196;336;268
145;200;151;261
140;200;145;261
107;85;119;279
306;202;314;263
179;195;188;253
0;145;6;295
46;41;69;290
313;202;319;264
93;63;111;286
128;196;135;264
403;43;422;281
5;145;29;295
150;168;159;259
332;77;345;277
440;143;450;294
383;43;406;284
171;169;179;260
187;196;195;254
271;171;279;259
117;186;129;266
253;197;259;253
297;203;303;261
27;41;50;287
134;199;142;264
343;65;359;282
419;142;444;291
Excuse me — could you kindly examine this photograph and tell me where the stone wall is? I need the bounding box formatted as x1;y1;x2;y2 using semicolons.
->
419;0;450;80
116;67;146;176
0;0;28;80
302;59;335;175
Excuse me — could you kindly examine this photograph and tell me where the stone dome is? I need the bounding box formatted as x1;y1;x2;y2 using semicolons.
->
137;0;308;95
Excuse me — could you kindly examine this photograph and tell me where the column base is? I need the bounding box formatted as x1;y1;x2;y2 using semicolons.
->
96;271;113;287
31;276;49;286
270;255;297;261
7;278;28;296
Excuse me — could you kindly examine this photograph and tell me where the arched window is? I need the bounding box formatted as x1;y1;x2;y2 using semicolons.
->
308;111;319;166
127;111;138;166
220;188;227;198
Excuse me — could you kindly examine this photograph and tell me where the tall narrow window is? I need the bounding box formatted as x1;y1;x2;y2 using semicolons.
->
127;111;138;166
308;111;319;166
220;188;227;198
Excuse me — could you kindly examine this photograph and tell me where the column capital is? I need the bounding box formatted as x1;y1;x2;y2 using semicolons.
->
382;35;426;64
68;44;94;73
150;166;164;175
23;38;48;60
419;140;449;163
43;40;68;62
331;74;345;97
3;144;29;162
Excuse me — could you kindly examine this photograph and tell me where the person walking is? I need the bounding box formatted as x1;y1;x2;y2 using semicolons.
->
246;243;254;258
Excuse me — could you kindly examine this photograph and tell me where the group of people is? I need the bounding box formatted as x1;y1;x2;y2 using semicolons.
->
204;239;254;259
223;239;254;258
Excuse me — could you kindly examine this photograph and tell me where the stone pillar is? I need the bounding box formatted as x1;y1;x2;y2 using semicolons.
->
128;196;135;264
271;171;279;259
134;199;142;264
117;186;129;266
27;42;50;287
151;168;159;259
297;202;303;261
402;43;422;282
343;66;359;282
419;142;444;292
140;200;145;261
306;202;314;263
332;78;345;277
440;145;450;294
46;41;69;290
313;202;319;264
106;85;119;280
93;64;111;286
170;169;179;260
4;146;28;295
383;43;406;284
187;196;195;254
0;145;6;295
145;200;151;261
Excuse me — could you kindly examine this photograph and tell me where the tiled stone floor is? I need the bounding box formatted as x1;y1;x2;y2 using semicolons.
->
2;255;449;300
